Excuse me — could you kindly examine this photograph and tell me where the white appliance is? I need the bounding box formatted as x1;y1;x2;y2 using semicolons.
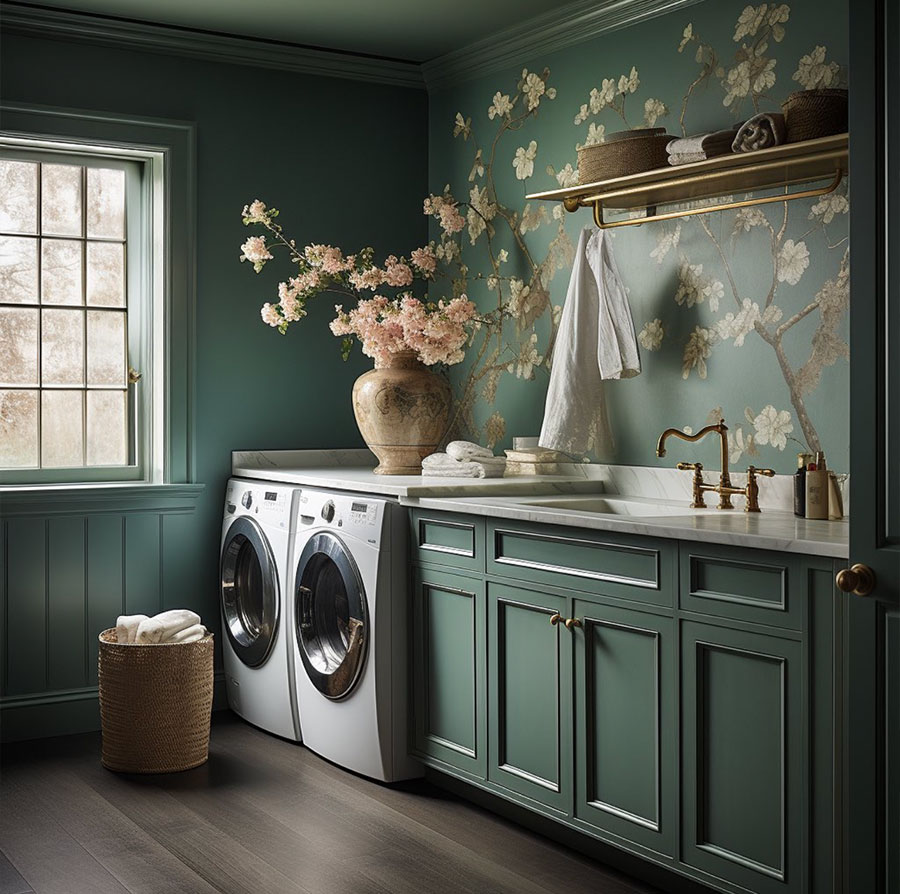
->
220;478;301;741
290;488;421;781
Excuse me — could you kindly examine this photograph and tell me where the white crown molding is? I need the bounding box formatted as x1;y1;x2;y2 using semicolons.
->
422;0;706;90
0;2;426;89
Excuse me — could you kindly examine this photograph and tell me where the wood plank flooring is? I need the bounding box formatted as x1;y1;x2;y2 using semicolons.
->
0;714;662;894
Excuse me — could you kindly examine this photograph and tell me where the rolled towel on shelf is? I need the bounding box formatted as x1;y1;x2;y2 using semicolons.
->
116;614;149;644
666;126;739;161
135;609;202;644
731;112;786;152
165;624;208;644
667;151;708;166
445;440;495;462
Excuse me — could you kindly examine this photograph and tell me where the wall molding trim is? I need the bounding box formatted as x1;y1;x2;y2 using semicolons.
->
0;2;425;90
1;0;706;93
422;0;706;90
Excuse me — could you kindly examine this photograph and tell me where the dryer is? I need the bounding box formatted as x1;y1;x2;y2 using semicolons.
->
220;478;301;741
290;489;421;781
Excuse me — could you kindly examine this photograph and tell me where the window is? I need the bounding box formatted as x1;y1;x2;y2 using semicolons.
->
0;105;195;489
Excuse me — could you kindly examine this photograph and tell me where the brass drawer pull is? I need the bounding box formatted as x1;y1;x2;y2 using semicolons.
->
835;563;875;597
549;613;562;626
565;617;583;630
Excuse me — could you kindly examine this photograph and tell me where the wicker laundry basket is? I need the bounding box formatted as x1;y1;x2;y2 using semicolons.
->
98;628;214;773
577;127;673;184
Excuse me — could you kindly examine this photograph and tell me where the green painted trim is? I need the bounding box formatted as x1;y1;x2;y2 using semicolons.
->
422;0;706;89
0;673;227;742
0;1;424;90
0;483;205;516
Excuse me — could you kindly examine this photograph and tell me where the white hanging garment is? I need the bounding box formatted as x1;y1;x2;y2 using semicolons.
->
539;227;640;455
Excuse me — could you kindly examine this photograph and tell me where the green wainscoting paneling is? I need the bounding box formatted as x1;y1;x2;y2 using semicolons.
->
47;517;87;691
488;581;571;814
681;620;803;894
411;510;485;573
573;599;675;858
411;566;486;779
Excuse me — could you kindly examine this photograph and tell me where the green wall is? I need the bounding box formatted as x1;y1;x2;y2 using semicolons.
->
0;30;426;738
428;0;849;475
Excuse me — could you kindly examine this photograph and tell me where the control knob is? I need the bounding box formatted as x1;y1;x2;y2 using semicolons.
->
321;500;335;522
241;491;253;509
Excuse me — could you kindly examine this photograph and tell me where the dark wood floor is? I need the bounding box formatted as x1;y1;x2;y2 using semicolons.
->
0;714;662;894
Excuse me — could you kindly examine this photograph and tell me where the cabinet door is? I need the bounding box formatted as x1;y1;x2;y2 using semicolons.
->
411;566;486;779
681;620;803;894
572;599;675;858
488;581;572;815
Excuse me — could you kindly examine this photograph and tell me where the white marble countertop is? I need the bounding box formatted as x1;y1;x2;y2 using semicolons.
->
400;493;849;559
232;449;849;557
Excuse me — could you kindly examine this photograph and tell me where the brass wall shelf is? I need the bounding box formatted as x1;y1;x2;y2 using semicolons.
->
526;133;848;229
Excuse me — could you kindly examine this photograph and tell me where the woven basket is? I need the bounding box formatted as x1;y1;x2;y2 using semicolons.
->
577;127;672;184
781;89;848;143
98;628;214;773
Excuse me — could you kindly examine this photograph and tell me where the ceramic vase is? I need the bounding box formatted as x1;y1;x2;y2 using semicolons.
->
352;351;452;475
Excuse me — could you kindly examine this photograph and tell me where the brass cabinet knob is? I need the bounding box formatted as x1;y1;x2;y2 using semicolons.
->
564;617;583;630
549;613;562;626
835;563;876;597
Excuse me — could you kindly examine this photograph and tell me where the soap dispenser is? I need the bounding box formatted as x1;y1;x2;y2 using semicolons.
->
794;453;812;517
805;452;829;520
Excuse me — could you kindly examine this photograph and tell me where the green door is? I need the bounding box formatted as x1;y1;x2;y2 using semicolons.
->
681;620;803;894
411;566;486;780
847;2;900;891
487;581;572;815
572;599;675;858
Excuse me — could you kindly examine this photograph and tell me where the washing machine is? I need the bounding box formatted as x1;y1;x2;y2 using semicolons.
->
290;488;421;781
220;478;301;741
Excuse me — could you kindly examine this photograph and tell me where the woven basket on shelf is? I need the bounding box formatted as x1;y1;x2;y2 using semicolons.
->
781;88;848;142
577;127;673;184
98;628;214;773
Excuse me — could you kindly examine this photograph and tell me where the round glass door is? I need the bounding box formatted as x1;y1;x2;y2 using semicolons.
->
220;516;279;668
295;532;368;700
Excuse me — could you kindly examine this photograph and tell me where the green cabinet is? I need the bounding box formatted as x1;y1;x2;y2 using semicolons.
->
573;599;676;858
410;565;486;780
410;512;839;894
680;620;803;894
487;581;572;814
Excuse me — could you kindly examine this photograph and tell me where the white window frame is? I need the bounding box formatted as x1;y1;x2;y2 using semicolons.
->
0;104;196;489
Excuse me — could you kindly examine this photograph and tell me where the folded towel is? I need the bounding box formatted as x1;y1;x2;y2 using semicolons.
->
421;453;506;478
732;112;786;152
539;227;637;455
116;614;148;644
667;151;708;166
166;624;208;644
135;609;202;644
666;127;739;159
445;440;495;462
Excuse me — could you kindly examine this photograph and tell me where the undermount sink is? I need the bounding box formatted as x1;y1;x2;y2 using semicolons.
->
521;496;701;517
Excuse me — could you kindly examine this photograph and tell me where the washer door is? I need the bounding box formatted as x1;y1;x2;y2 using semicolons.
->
295;532;368;700
220;516;279;668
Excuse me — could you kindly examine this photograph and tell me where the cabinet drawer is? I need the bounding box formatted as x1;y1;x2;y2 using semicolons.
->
410;510;484;573
680;544;801;629
488;520;675;607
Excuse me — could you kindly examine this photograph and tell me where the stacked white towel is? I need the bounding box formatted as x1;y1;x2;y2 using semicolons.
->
539;227;638;456
422;442;506;478
116;609;207;644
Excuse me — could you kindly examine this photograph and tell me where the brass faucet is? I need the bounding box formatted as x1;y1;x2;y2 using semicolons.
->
655;419;775;512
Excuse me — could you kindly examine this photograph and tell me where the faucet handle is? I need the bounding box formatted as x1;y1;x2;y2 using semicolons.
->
747;466;775;478
676;461;703;471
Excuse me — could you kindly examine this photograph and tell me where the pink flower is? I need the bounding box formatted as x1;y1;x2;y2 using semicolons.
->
260;303;281;327
304;244;348;274
242;199;269;223
383;255;414;287
349;266;385;291
240;235;273;271
410;246;437;276
438;204;465;234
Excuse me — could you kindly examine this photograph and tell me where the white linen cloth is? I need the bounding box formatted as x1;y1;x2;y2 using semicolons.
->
166;624;208;644
539;227;639;455
445;440;495;461
116;614;148;644
134;609;202;644
421;452;506;479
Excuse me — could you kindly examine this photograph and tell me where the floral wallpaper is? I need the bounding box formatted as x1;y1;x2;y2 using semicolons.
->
427;0;849;474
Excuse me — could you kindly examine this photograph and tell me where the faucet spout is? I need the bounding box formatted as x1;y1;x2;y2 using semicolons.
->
655;419;735;509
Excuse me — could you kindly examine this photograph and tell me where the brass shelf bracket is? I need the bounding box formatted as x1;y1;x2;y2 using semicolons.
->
589;168;843;230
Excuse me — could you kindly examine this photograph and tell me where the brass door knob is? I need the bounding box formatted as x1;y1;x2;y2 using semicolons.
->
549;613;562;626
835;563;876;597
564;617;583;630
